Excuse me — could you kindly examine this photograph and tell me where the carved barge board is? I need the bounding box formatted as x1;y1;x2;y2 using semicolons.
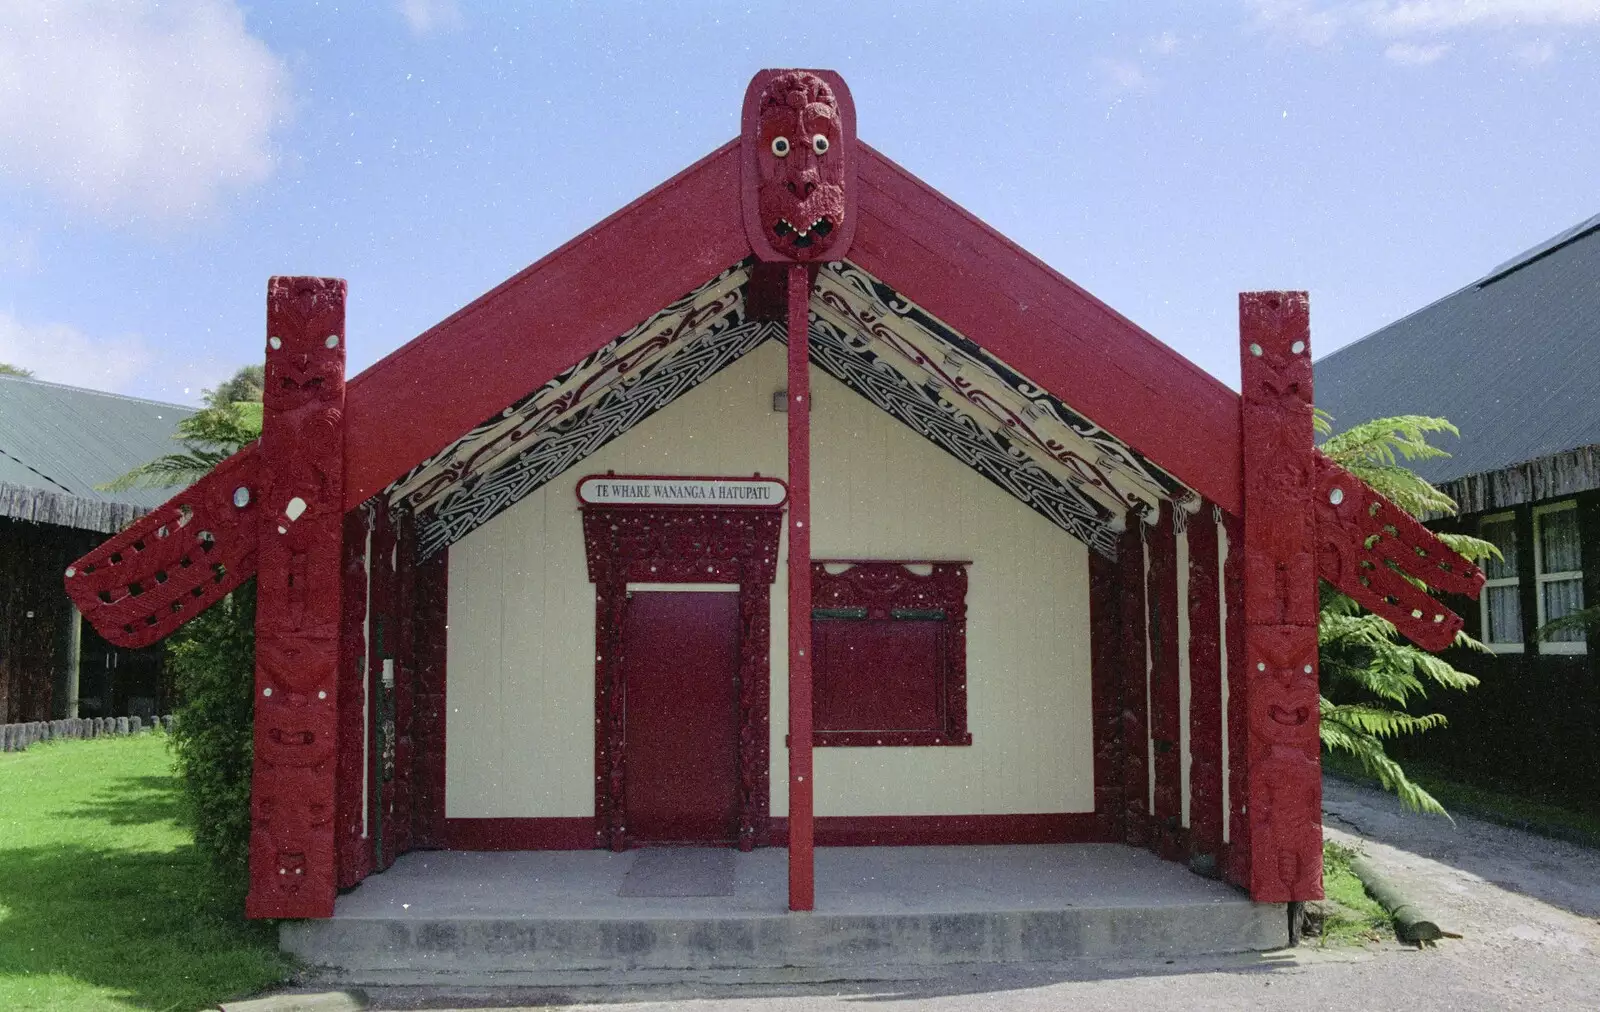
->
1239;291;1323;903
247;277;348;919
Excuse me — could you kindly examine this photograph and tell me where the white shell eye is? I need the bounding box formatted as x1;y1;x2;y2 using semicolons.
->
771;136;790;157
812;134;830;155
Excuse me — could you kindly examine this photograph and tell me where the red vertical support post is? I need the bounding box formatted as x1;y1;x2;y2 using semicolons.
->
247;277;348;919
410;551;449;849
1118;522;1150;849
1222;510;1251;888
787;264;815;912
1087;551;1125;839
335;507;372;888
1147;501;1183;860
1239;291;1324;902
1187;504;1225;871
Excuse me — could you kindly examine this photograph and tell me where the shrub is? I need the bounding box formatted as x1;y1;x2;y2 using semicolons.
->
166;581;257;886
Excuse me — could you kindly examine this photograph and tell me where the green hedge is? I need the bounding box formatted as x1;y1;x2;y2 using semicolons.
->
166;581;256;887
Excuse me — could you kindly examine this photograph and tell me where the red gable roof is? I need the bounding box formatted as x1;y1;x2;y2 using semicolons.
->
341;139;1242;515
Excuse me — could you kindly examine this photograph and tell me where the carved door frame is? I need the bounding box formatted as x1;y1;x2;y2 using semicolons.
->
581;499;784;852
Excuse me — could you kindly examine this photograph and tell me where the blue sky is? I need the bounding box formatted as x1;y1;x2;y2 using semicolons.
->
1;1;1596;409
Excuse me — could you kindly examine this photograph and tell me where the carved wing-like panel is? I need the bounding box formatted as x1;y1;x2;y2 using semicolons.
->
1312;452;1485;652
64;444;261;648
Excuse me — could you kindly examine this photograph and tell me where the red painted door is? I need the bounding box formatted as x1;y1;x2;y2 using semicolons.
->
621;591;742;844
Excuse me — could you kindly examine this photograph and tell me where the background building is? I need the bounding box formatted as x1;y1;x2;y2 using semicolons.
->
0;374;192;723
1315;213;1600;813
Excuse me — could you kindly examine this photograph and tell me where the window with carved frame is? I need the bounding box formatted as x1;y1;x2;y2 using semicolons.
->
809;561;971;747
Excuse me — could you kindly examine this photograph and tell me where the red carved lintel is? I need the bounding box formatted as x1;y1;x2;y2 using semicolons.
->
64;444;260;648
1312;452;1484;651
246;276;348;920
579;504;784;854
1239;291;1323;904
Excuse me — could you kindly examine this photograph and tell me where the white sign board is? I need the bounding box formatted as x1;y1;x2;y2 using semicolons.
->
577;475;787;508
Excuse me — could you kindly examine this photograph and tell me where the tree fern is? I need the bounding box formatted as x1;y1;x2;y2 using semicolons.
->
1317;413;1496;814
100;371;262;491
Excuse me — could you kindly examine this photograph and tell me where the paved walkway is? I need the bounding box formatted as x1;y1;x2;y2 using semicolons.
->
305;777;1600;1010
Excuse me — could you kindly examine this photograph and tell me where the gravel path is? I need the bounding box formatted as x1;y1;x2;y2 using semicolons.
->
339;777;1600;1010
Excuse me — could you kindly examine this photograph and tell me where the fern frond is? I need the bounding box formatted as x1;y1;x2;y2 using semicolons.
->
1320;698;1450;817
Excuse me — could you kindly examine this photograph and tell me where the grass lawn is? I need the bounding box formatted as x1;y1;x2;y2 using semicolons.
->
0;733;291;1011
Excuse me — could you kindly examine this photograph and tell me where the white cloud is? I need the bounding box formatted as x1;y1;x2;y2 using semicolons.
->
1247;0;1600;58
1149;31;1183;55
399;0;464;36
1095;58;1155;95
1384;40;1451;63
0;0;291;225
1514;38;1559;61
0;310;153;392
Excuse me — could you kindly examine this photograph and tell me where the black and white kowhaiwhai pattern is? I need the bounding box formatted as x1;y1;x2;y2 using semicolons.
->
386;262;751;508
800;316;1123;558
413;319;780;558
822;261;1193;507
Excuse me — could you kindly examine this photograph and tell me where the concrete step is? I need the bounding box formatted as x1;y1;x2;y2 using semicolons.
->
280;846;1287;984
283;903;1287;983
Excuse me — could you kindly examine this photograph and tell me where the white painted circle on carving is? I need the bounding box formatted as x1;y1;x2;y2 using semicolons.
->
233;486;250;508
1303;665;1312;674
771;136;790;157
1249;343;1263;357
1256;661;1266;671
268;336;282;350
1291;340;1306;355
285;496;307;521
325;335;339;348
65;566;75;577
318;690;327;699
1329;488;1344;505
263;687;272;696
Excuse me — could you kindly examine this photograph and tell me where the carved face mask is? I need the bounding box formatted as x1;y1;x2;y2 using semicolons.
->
754;72;847;261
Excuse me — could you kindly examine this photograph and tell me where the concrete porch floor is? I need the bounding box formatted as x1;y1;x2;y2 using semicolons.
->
282;845;1288;984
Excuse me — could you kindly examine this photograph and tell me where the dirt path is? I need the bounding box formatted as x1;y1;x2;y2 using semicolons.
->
1320;775;1600;1006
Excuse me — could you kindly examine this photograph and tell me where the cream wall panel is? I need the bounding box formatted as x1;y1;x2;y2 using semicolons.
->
446;339;1094;821
447;343;789;818
805;364;1094;817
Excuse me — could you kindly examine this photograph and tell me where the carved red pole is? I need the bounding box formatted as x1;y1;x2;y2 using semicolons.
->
1238;292;1324;903
247;277;348;919
787;263;815;911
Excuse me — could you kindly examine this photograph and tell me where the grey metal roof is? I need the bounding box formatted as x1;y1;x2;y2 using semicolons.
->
0;374;195;529
1314;214;1600;486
